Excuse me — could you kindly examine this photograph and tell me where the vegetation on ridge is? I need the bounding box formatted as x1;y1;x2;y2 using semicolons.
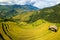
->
0;4;60;40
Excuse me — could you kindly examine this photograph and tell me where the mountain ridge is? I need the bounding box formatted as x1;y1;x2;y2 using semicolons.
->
0;5;39;19
12;4;60;23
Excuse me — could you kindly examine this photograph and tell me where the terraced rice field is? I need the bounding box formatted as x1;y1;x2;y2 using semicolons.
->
0;21;60;40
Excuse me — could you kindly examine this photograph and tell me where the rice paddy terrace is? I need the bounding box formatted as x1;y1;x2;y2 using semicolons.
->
0;4;60;40
0;20;60;40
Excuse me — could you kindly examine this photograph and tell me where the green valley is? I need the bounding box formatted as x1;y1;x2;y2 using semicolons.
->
0;4;60;40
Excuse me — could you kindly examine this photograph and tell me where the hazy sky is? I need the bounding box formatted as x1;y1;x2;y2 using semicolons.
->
0;0;60;8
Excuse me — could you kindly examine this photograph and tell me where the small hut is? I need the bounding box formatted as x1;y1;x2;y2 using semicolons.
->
49;25;58;32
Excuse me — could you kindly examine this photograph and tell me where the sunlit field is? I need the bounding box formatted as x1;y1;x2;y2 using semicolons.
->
0;19;60;40
0;4;60;40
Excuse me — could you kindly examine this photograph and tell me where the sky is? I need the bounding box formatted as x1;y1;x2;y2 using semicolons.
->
0;0;60;8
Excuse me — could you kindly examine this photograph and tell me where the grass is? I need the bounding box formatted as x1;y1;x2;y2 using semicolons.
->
0;4;60;40
0;19;60;40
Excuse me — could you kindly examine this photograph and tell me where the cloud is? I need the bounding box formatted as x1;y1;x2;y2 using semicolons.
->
11;0;30;5
0;0;11;2
32;0;58;8
56;0;60;4
0;0;60;8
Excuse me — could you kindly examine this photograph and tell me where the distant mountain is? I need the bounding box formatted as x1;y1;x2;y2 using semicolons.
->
1;3;60;23
26;4;60;23
0;4;60;40
11;5;39;10
0;5;39;19
13;4;60;23
0;2;11;5
0;5;39;10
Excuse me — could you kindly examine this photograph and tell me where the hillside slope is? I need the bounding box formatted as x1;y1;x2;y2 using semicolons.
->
0;4;60;40
13;4;60;23
0;5;38;19
27;4;60;23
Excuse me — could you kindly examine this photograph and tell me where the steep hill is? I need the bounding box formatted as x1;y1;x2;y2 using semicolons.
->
13;4;60;23
27;4;60;23
0;4;60;40
0;5;39;19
